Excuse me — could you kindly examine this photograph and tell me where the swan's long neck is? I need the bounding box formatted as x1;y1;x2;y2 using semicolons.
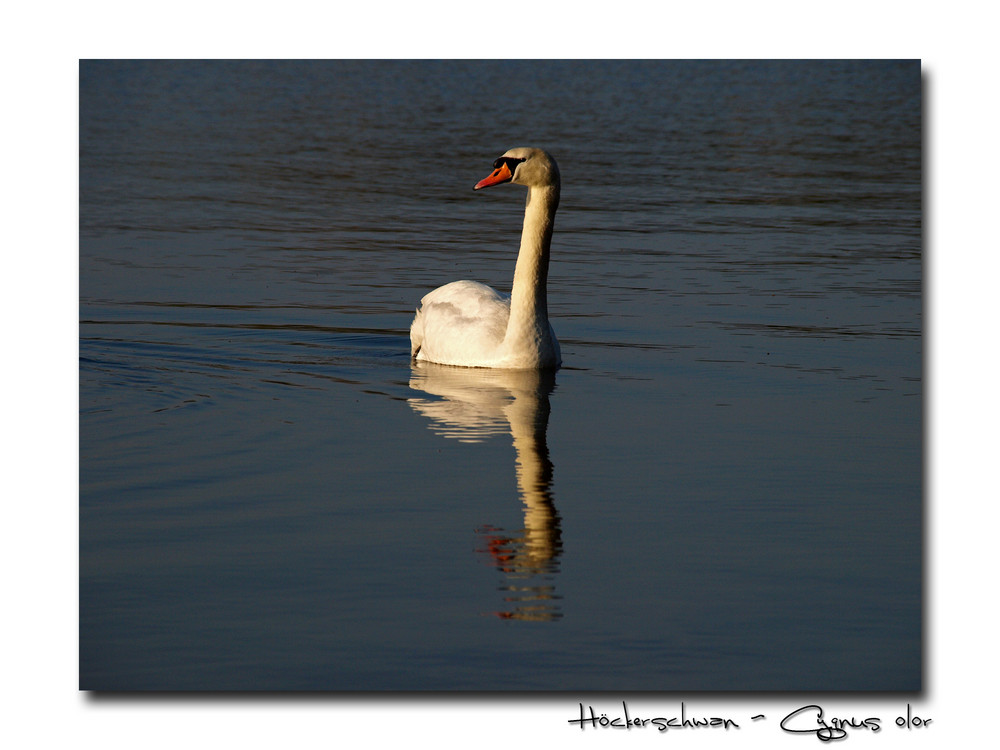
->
505;183;559;348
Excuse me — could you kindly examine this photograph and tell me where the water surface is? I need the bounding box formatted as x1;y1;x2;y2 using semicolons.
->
80;60;921;690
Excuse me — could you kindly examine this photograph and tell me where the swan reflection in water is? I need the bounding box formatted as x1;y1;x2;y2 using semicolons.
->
408;363;562;621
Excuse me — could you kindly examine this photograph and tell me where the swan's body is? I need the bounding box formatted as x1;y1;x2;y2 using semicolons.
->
410;147;561;369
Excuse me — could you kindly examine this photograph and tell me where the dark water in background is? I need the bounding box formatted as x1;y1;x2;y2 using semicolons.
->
79;60;921;691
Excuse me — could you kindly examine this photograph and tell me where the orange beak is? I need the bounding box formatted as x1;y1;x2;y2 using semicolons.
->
474;161;514;190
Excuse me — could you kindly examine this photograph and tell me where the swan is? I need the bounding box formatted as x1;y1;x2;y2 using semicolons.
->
409;147;562;369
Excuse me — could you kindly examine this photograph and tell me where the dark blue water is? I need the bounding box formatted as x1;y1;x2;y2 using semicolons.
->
79;60;921;690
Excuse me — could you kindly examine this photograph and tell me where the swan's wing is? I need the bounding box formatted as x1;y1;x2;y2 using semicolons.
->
418;280;509;315
410;280;510;364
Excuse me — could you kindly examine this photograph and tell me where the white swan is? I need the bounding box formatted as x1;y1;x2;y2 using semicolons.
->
410;147;562;369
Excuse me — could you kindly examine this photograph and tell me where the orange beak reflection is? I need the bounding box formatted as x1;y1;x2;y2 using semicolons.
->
474;161;514;190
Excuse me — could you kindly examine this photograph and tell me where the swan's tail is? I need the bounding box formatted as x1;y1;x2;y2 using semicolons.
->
409;307;424;359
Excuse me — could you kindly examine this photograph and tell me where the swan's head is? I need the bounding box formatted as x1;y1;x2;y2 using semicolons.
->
474;147;560;191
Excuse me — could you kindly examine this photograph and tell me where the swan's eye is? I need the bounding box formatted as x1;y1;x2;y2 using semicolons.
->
493;156;526;172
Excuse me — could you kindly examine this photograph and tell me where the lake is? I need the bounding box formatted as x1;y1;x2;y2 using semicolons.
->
79;59;921;690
